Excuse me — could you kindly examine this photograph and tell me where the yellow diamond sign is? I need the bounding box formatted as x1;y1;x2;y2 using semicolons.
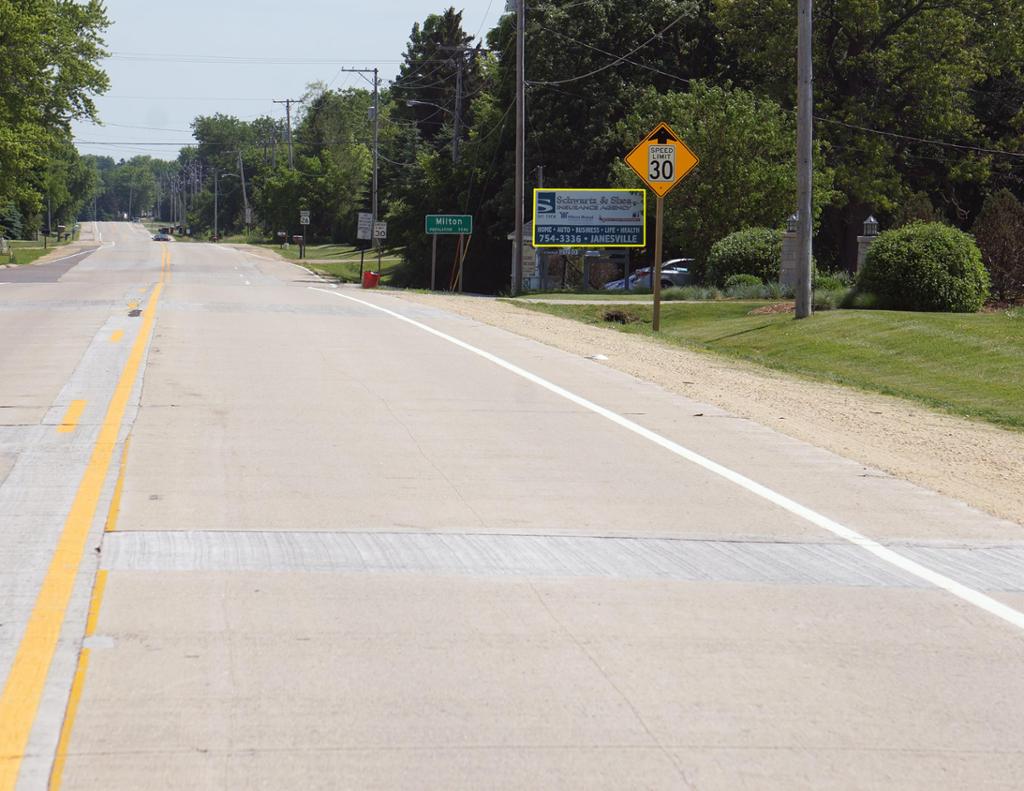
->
624;121;699;198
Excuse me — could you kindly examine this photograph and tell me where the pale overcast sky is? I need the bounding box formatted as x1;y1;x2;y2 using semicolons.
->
72;0;506;161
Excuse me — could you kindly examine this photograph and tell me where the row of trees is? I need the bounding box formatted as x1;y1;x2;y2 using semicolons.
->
84;1;1024;294
0;1;110;239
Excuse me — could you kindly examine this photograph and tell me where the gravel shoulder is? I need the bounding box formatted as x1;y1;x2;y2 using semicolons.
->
393;291;1024;527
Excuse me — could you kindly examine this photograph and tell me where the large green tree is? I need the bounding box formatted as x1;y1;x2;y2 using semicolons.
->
0;0;109;233
294;86;375;239
715;0;1024;267
391;7;484;152
612;82;835;276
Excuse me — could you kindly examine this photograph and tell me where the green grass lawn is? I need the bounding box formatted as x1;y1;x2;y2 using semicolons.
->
516;300;1024;430
262;243;404;283
4;238;73;265
236;240;364;262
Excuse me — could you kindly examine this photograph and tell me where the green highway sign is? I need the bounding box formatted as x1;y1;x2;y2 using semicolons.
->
425;214;473;235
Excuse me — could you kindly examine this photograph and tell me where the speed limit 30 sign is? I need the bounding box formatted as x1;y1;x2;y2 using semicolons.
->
624;122;699;198
623;121;700;334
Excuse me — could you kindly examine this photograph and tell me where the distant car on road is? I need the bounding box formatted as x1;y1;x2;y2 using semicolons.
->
152;233;172;242
603;259;695;290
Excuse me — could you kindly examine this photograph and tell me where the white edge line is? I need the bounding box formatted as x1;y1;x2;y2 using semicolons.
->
308;286;1024;633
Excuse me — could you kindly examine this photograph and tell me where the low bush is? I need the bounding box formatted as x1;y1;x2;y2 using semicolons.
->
764;281;792;300
813;287;851;311
662;286;723;301
814;271;851;291
706;227;781;286
841;290;882;309
725;282;769;299
724;273;762;289
856;222;989;312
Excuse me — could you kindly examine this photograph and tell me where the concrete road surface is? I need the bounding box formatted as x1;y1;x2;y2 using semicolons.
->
1;222;1022;790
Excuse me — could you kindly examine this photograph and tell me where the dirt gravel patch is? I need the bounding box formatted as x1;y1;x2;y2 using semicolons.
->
393;291;1024;527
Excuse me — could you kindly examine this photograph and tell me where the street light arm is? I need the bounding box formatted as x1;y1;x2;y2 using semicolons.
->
405;99;455;116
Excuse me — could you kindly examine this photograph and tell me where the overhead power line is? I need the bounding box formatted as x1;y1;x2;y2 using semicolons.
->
90;122;193;133
814;116;1024;159
108;51;406;65
103;95;275;102
527;24;1022;162
530;24;692;87
527;11;690;86
74;140;195;146
474;0;496;40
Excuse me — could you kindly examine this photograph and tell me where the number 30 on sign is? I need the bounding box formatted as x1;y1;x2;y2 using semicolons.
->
648;146;675;181
624;121;699;198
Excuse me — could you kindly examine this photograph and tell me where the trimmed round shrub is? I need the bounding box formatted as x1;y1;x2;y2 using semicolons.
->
723;273;762;289
857;222;989;312
706;228;780;286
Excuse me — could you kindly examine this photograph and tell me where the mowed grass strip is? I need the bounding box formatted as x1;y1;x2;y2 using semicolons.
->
4;238;72;265
302;255;404;283
516;301;1024;430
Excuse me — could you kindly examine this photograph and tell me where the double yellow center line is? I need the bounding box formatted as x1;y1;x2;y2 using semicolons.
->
0;248;169;789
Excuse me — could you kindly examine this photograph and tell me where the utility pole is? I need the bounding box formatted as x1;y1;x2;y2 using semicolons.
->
274;99;297;168
373;66;379;267
512;0;525;295
436;45;486;162
795;0;814;319
238;151;250;237
453;55;464;163
338;67;381;265
213;171;219;242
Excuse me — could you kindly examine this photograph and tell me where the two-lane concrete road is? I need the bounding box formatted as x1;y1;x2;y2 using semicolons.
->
1;223;1022;789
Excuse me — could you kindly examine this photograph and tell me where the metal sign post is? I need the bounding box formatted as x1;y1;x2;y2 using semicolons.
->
653;197;664;330
357;212;372;281
458;235;464;292
623;122;700;332
373;221;387;273
299;210;310;260
431;235;438;290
